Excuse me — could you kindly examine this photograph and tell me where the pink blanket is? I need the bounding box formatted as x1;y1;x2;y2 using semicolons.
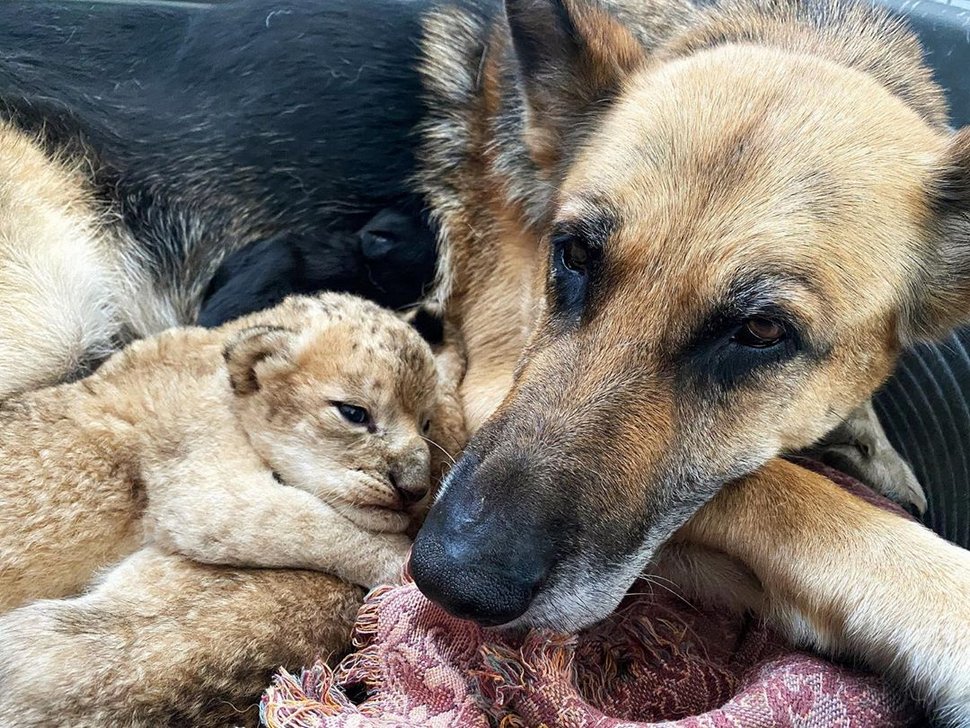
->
261;464;922;727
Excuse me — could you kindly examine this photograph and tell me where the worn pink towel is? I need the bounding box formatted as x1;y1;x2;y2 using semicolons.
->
261;463;921;727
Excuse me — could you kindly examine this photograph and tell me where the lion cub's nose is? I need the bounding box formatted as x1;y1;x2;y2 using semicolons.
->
389;460;430;506
389;470;428;505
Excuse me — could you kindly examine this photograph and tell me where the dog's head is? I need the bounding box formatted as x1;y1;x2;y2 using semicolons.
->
224;293;449;533
411;0;970;629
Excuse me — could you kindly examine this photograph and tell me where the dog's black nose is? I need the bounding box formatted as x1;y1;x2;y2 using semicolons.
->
409;453;556;626
409;530;539;625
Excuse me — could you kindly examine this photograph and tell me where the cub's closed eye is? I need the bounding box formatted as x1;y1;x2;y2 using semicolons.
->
422;418;431;434
333;402;371;426
733;317;786;348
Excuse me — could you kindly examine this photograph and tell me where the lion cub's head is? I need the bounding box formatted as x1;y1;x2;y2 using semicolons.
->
221;294;461;534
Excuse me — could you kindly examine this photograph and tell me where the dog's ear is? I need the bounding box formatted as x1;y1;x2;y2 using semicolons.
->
907;128;970;340
223;325;297;395
504;0;645;165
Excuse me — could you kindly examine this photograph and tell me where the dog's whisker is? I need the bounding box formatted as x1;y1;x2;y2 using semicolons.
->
632;573;701;614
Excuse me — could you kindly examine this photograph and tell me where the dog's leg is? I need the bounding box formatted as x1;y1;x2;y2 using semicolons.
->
0;125;120;398
145;453;411;587
803;400;927;514
0;547;362;728
677;458;970;724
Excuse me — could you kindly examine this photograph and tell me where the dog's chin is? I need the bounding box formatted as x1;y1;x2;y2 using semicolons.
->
487;519;689;634
493;554;652;634
498;587;625;634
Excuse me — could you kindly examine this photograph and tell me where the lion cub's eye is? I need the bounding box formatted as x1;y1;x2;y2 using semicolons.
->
422;418;431;434
334;402;371;426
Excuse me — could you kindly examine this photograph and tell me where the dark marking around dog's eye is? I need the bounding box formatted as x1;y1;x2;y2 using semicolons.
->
334;402;371;427
683;310;801;390
679;272;829;391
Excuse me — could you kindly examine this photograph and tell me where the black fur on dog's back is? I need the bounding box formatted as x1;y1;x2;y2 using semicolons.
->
0;0;437;320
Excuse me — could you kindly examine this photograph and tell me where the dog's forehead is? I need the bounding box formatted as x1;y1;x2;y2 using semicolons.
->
558;45;944;319
577;44;941;177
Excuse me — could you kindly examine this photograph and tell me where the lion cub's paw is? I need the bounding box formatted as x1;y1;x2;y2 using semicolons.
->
358;532;413;588
813;440;927;514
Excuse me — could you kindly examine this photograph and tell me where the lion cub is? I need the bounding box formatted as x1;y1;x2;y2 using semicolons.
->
0;293;462;613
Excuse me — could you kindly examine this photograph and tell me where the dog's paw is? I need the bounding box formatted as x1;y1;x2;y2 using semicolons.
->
806;402;927;514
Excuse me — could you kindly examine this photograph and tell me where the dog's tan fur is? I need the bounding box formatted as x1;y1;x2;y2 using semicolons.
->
0;0;968;725
0;291;462;611
675;459;970;717
0;121;122;398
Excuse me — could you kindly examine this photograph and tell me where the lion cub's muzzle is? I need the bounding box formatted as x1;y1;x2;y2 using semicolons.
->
390;446;432;507
410;452;559;626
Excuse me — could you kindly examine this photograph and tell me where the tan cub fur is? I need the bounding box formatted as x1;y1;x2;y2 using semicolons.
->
0;549;365;728
0;292;462;613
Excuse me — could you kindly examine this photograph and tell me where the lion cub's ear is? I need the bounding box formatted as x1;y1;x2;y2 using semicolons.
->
223;325;298;395
908;127;970;340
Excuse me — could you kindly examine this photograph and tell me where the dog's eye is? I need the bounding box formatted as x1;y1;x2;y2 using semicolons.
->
686;311;802;390
550;233;597;321
734;317;786;348
552;234;593;279
561;237;589;274
334;402;371;426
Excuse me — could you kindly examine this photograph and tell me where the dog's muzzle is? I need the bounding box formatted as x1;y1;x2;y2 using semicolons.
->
409;453;557;626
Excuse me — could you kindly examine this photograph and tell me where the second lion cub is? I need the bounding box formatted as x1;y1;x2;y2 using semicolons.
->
0;293;463;612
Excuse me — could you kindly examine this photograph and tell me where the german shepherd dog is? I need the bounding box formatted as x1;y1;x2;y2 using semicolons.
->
410;0;970;722
0;0;968;726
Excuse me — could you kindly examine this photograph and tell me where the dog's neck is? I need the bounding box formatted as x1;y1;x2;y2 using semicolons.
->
413;3;546;428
